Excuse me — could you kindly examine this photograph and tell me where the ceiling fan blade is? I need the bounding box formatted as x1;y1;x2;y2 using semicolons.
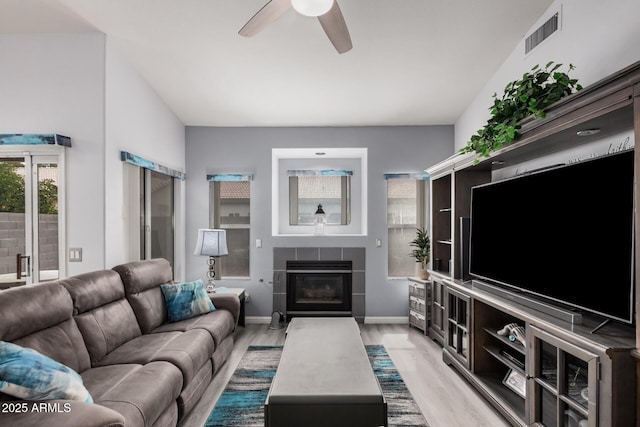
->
239;0;292;37
317;1;352;54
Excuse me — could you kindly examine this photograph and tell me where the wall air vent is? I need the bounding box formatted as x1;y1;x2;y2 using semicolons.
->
525;12;559;54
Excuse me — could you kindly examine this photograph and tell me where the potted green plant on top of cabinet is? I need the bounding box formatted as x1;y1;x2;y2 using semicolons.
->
410;227;431;280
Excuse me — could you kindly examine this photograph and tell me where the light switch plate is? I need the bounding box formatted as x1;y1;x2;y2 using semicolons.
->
69;248;82;262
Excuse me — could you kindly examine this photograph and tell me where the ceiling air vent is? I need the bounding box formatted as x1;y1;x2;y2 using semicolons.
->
525;12;559;54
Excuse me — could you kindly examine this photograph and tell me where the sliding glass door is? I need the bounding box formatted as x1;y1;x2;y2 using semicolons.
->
0;153;63;288
142;169;174;267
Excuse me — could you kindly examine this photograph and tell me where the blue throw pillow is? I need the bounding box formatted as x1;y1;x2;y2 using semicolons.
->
0;341;93;403
160;279;216;323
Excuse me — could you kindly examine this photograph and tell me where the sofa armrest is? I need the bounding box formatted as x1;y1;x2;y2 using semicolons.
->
0;401;125;427
210;293;241;327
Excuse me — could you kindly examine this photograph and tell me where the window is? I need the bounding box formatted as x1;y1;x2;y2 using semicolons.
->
210;177;251;277
289;173;351;225
386;175;427;277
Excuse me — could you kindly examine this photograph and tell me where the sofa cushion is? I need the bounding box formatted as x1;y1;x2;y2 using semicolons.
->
113;258;173;333
152;309;235;348
160;280;215;323
12;319;92;375
95;329;214;389
82;362;182;427
60;270;126;315
60;271;143;365
0;282;73;341
0;282;92;373
114;258;174;294
0;341;92;403
73;300;143;366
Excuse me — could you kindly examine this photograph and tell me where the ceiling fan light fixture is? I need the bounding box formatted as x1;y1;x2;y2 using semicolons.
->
291;0;334;17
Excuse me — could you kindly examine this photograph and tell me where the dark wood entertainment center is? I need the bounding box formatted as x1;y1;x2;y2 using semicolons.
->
426;59;640;426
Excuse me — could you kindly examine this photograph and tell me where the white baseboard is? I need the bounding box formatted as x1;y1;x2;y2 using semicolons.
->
245;316;272;324
364;316;409;324
246;316;409;325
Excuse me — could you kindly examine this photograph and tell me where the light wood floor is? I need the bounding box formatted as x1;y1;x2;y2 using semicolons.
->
179;323;511;427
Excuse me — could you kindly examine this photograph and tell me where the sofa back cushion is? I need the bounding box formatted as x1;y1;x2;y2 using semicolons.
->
59;270;142;365
113;258;173;333
0;282;91;373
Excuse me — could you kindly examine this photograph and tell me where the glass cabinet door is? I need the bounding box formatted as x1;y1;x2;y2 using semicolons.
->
529;325;598;426
429;279;446;345
445;287;470;368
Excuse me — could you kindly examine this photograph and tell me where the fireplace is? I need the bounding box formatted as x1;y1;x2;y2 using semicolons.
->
286;260;352;317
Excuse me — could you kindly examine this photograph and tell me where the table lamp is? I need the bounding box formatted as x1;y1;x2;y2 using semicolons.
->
194;228;228;291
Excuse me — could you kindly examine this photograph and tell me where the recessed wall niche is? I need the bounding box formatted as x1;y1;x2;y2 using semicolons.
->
272;147;367;236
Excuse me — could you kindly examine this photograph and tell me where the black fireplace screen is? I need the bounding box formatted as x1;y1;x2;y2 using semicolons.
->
286;260;352;314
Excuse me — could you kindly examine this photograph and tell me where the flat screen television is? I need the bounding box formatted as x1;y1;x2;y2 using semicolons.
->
469;149;635;324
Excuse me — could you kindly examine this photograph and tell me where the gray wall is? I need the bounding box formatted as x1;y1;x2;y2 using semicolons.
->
185;126;453;319
1;33;185;277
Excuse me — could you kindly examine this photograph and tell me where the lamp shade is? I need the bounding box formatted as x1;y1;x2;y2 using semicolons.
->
291;0;334;17
194;229;229;257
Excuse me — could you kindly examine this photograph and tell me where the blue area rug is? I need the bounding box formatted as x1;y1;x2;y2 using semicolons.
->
205;344;428;427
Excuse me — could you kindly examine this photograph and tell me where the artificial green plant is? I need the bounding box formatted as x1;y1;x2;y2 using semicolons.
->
460;62;583;161
409;227;431;268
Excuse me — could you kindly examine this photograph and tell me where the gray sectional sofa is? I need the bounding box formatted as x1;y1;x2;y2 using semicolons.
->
0;258;240;427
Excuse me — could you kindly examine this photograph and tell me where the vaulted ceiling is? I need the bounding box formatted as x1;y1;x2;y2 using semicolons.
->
0;0;554;127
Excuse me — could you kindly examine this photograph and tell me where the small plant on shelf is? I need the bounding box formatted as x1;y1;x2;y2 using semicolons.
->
410;227;431;280
459;61;583;162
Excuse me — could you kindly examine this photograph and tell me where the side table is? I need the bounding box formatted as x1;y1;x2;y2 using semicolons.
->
209;287;246;327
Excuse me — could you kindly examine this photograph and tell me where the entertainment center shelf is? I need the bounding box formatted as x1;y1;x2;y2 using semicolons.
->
426;58;640;426
431;272;636;426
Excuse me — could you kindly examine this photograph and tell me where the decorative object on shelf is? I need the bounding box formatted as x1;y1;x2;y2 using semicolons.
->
410;227;431;280
314;204;326;235
497;322;517;336
194;229;229;291
503;368;526;398
459;62;583;162
497;322;526;347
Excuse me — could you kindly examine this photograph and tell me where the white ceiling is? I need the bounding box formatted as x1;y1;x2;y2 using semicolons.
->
0;0;554;127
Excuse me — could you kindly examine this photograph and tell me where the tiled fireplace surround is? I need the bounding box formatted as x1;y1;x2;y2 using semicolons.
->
273;247;366;322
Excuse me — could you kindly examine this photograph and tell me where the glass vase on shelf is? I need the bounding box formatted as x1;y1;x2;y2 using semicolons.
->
314;204;326;235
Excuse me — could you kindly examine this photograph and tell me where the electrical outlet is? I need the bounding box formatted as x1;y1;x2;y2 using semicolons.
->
256;238;262;248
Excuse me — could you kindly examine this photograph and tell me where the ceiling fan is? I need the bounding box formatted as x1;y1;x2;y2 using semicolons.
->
238;0;353;54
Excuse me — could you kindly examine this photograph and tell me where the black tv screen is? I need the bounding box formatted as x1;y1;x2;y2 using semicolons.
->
469;149;635;324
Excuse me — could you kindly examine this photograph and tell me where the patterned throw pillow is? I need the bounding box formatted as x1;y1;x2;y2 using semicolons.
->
160;279;216;323
0;341;93;402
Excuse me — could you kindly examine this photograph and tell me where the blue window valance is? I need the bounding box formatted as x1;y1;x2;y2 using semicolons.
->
0;134;71;147
287;169;353;177
207;174;254;182
384;172;429;180
120;151;185;181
